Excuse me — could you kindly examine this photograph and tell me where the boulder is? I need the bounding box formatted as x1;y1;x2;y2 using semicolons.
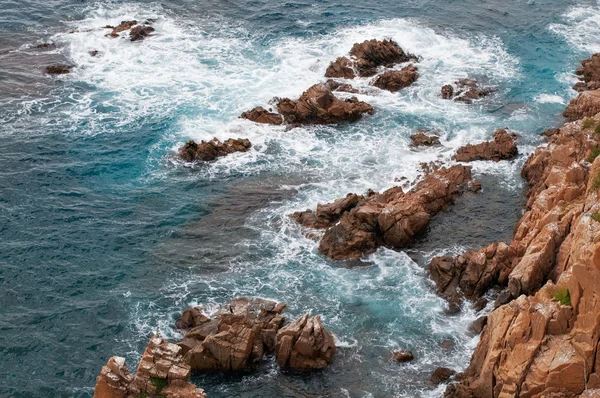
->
46;65;72;75
183;297;286;371
441;84;454;99
392;350;414;362
431;367;456;385
178;137;251;162
106;20;138;38
93;335;206;398
441;78;491;103
275;314;336;369
240;106;284;125
371;65;419;92
130;25;155;41
324;79;359;93
410;130;441;147
452;129;517;162
325;57;356;79
292;165;479;260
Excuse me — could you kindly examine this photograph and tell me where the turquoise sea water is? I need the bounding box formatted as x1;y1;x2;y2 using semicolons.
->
0;0;598;396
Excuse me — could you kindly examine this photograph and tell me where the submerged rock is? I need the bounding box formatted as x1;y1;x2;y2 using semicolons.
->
452;129;517;162
178;137;251;162
93;334;206;398
45;65;72;75
275;314;336;370
292;165;480;260
371;65;419;92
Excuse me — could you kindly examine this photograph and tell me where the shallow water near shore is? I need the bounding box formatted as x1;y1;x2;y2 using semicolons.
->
0;0;599;397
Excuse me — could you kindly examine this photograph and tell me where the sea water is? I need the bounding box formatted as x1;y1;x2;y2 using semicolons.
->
0;0;598;397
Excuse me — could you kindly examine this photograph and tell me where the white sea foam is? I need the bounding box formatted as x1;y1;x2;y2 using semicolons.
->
535;93;566;104
549;3;600;53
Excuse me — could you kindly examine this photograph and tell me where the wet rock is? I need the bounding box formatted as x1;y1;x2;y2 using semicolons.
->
294;164;479;260
441;84;454;99
441;78;491;103
240;106;284;125
183;297;286;371
371;65;419;92
325;56;356;79
106;20;138;38
410;130;441;147
275;314;336;370
45;65;72;75
324;79;359;93
130;25;155;41
473;297;488;312
178;138;251;162
493;288;513;308
431;367;456;385
564;89;600;120
392;349;414;362
175;307;210;330
35;43;56;49
453;129;518;162
468;316;487;334
290;193;362;229
439;339;455;351
93;334;206;398
89;50;100;57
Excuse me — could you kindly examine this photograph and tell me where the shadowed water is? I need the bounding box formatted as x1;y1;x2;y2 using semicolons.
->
0;0;597;397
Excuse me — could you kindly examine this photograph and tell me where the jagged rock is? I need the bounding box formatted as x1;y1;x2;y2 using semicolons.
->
371;65;419;92
392;350;414;362
468;316;487;334
178;138;251;162
453;129;518;162
93;335;206;398
175;307;210;330
183;297;286;371
275;314;336;369
240;106;284;125
46;65;71;75
441;78;491;103
431;367;456;385
473;297;488;312
292;165;479;260
106;20;138;38
324;79;359;93
290;193;362;229
130;25;155;41
572;53;600;91
325;57;356;79
410;130;441;147
325;39;417;78
564;89;600;120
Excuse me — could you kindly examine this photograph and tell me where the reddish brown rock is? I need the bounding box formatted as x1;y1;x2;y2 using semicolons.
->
275;314;336;369
130;25;154;41
431;367;456;385
93;335;206;398
392;350;414;362
276;83;374;125
453;129;518;162
178;137;251;162
183;297;286;371
292;165;479;260
324;79;359;93
572;53;600;91
106;20;138;38
240;106;284;125
371;65;419;92
46;65;72;75
441;78;491;103
410;130;441;147
290;193;362;229
564;89;600;121
441;84;454;99
325;57;356;79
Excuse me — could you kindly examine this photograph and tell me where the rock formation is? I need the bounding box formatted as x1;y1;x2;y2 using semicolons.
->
324;79;359;93
130;25;155;42
105;21;138;38
573;53;600;92
439;57;600;396
452;129;518;162
325;39;417;78
292;164;480;260
46;65;72;75
242;83;373;126
93;335;206;398
441;78;491;103
410;130;441;147
105;20;154;41
178;138;251;162
275;314;336;370
371;65;419;92
564;89;600;121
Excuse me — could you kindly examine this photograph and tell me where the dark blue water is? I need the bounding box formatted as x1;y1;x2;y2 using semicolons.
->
0;0;596;397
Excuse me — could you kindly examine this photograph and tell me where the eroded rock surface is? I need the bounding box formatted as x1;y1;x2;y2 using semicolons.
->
452;129;518;162
564;89;600;121
292;165;480;260
371;65;419;92
178;138;251;162
573;53;600;92
93;335;206;398
410;130;441;147
240;106;284;125
275;314;336;369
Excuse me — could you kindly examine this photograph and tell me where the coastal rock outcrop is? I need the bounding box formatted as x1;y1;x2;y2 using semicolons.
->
240;106;284;125
573;53;600;92
325;39;417;78
178;138;251;162
292;164;480;260
441;78;491;103
410;130;441;147
564;89;600;121
371;65;419;92
452;129;518;162
242;83;373;126
180;297;286;371
105;20;154;41
93;335;206;398
275;314;336;370
105;21;138;37
130;25;155;42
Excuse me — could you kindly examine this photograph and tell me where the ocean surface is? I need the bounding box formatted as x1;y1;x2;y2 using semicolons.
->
0;0;598;397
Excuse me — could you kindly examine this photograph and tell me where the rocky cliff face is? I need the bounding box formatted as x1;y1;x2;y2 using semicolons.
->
442;54;600;398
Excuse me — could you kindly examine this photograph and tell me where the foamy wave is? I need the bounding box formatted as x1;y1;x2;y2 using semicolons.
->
535;93;566;104
549;3;600;53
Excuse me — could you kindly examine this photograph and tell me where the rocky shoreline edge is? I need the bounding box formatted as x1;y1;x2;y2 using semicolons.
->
80;25;600;397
